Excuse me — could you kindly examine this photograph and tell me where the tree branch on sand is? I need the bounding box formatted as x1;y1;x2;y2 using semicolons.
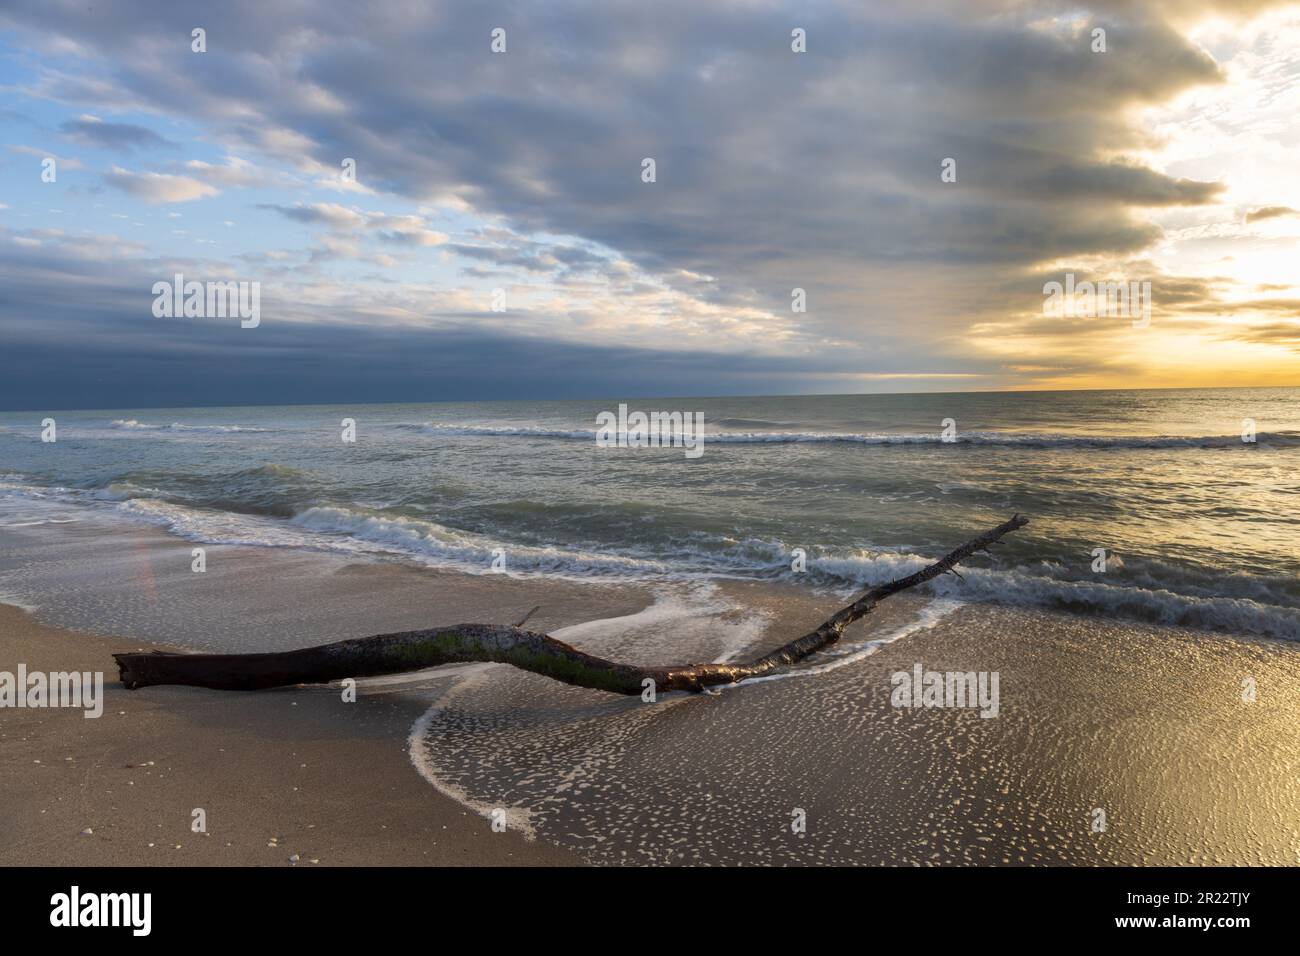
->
113;515;1029;695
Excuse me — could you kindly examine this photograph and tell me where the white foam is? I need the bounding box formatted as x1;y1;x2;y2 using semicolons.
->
736;599;963;685
810;551;1300;641
289;505;673;579
406;585;763;836
109;419;268;433
0;592;41;613
553;583;771;664
8;481;1300;643
406;665;538;840
4;517;79;528
413;422;1300;450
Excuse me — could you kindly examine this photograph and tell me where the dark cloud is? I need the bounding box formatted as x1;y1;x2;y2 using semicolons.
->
1008;162;1223;206
1245;205;1299;223
258;202;363;228
1212;319;1300;351
448;240;608;274
0;231;1022;407
59;116;174;151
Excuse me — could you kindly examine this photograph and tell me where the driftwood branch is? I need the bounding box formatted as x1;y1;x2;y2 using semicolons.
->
114;514;1029;695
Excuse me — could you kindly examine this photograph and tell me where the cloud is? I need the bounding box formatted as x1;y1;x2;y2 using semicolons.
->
1190;297;1300;318
449;241;593;273
59;114;173;151
1245;205;1299;223
102;165;218;203
0;0;1297;400
1006;162;1223;206
366;213;448;246
0;226;916;408
259;201;366;229
7;144;84;169
183;157;270;189
375;226;447;246
259;202;448;248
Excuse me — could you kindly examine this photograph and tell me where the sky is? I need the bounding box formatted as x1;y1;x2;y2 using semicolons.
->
2;0;1300;409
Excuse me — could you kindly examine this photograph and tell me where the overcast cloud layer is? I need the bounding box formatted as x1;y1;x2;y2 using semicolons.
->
2;0;1299;408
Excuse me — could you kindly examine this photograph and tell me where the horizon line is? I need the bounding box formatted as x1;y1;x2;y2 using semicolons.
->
1;382;1296;414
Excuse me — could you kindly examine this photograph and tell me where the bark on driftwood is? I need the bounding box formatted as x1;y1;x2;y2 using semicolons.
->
114;514;1028;695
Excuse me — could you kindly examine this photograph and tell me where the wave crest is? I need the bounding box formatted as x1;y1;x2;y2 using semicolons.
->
411;422;1298;449
109;419;269;433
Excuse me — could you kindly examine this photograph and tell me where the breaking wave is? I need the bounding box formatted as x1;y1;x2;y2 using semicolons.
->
109;419;270;433
5;475;1294;642
411;422;1299;449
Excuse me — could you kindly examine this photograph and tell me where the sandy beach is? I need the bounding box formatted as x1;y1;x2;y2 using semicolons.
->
0;512;654;867
0;602;583;866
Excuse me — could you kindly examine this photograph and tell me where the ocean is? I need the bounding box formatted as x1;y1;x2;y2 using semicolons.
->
2;387;1299;642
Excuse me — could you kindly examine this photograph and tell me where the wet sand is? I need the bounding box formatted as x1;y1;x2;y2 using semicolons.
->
0;508;654;653
416;582;1300;865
